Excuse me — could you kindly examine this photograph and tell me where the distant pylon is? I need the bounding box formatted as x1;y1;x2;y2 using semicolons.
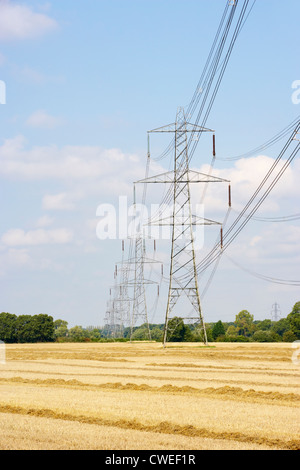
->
118;212;161;341
106;283;129;339
130;235;151;340
112;247;160;341
105;242;132;338
271;302;281;322
103;298;113;337
104;289;125;339
136;107;230;347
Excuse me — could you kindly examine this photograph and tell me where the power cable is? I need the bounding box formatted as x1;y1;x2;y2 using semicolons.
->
196;138;300;277
217;115;300;161
225;254;300;286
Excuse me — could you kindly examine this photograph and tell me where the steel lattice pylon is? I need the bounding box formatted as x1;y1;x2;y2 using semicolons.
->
105;244;132;339
137;107;229;347
130;235;152;340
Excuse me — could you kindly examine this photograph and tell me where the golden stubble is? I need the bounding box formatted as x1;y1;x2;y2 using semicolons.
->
0;342;299;450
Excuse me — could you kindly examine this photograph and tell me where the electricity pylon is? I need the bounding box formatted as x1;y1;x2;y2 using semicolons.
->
271;302;281;322
105;270;131;339
108;243;151;340
106;248;153;341
112;268;131;338
104;297;113;337
105;241;133;339
115;229;160;342
130;235;151;340
137;107;230;347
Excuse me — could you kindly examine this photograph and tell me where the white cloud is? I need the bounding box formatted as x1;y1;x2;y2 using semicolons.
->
26;110;65;129
225;223;300;271
250;235;262;247
3;247;30;265
0;0;58;41
36;215;54;228
0;136;144;197
42;193;78;211
0;248;31;277
252;225;300;259
0;245;67;277
192;155;300;216
1;228;73;246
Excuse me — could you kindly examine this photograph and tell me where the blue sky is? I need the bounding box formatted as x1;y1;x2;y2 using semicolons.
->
0;0;299;328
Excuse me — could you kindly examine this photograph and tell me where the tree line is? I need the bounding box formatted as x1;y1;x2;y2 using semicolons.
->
0;313;55;343
0;301;299;343
123;302;300;343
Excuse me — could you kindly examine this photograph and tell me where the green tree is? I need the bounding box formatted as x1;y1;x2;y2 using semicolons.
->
68;326;87;342
131;327;149;341
189;326;212;343
150;327;163;342
212;321;225;340
235;310;254;337
224;335;250;342
15;314;54;343
271;318;290;337
88;329;102;341
252;330;281;342
287;302;300;339
204;327;214;343
122;327;131;339
31;315;55;342
226;325;239;337
255;319;273;331
54;319;68;339
16;315;35;343
166;317;190;342
0;313;17;343
283;330;297;342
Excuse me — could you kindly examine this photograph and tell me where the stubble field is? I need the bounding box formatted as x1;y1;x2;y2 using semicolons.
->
0;341;299;450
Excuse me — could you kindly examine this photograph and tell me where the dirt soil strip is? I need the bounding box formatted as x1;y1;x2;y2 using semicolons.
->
0;403;298;450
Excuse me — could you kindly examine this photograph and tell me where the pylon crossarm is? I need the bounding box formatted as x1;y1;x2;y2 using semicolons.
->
148;123;214;134
135;170;230;185
148;215;222;227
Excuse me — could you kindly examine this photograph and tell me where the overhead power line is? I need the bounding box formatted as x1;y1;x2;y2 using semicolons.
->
192;125;300;280
147;0;254;228
231;208;300;223
217;115;300;161
226;254;300;287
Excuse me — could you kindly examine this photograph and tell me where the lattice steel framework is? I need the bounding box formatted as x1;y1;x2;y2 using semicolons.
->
137;108;230;346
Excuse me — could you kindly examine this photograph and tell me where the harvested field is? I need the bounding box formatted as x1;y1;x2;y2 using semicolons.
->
0;342;299;450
